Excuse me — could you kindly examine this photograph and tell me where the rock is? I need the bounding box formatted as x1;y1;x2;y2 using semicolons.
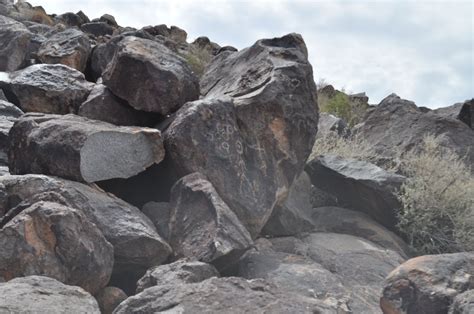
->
355;94;474;166
141;201;170;239
168;173;253;271
81;22;115;37
0;15;32;71
78;84;153;126
143;24;187;43
0;201;113;294
435;99;473;130
95;287;127;314
310;207;411;258
310;185;339;208
317;112;350;138
450;290;474;314
37;28;91;72
0;64;93;114
191;36;221;55
261;172;315;236
102;36;199;114
55;12;89;27
8;113;165;182
380;252;474;314
166;34;318;237
0;174;172;273
0;276;100;313
306;155;406;229
1;2;53;25
0;166;8;176
0;100;23;165
99;14;118;27
136;259;220;293
115;276;336;313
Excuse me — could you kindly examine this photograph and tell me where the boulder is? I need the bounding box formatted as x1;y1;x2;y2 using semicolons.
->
0;15;32;71
450;290;474;314
317;112;350;138
380;252;474;314
0;201;113;294
0;276;100;313
115;277;336;313
355;94;474;166
8;113;165;183
261;171;315;236
168;173;253;271
99;14;118;27
0;100;23;165
435;99;473;130
311;207;411;258
0;174;172;273
165;33;318;237
306;155;406;229
102;36;199;114
0;64;93;114
81;22;115;37
143;24;187;43
78;84;153;126
141;201;170;239
37;28;91;72
95;287;127;314
136;259;219;293
55;12;89;27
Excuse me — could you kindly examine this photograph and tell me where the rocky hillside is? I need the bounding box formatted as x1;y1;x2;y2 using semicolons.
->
0;1;473;313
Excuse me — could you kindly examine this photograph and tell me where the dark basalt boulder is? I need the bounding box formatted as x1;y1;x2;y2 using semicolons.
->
317;112;350;138
380;252;474;314
81;22;115;37
165;33;318;237
141;201;170;239
136;259;220;293
8;113;165;183
143;24;187;43
0;276;100;313
306;155;406;230
94;286;127;314
0;15;32;71
55;11;90;27
0;201;113;294
37;28;91;72
435;98;473;130
0;174;172;273
0;100;23;166
99;14;118;27
0;64;94;114
168;173;253;271
102;36;199;114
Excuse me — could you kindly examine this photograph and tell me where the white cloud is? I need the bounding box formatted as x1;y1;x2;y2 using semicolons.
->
28;0;473;108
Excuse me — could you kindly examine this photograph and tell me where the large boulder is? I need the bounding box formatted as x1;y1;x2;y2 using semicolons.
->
102;36;199;114
0;99;23;165
306;155;406;229
115;277;336;313
168;173;253;271
0;276;100;313
0;174;172;273
8;113;165;182
434;99;473;130
450;290;474;314
380;252;474;314
95;286;127;314
0;64;93;114
136;259;219;293
37;28;91;72
0;15;32;71
165;33;318;237
81;22;115;37
0;201;113;294
355;94;474;166
317;112;350;138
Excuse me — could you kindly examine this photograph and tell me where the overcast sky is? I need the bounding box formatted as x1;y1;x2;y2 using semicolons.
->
29;0;473;108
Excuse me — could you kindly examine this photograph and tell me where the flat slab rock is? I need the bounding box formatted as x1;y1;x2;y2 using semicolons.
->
0;276;100;313
0;63;93;114
165;33;318;237
8;113;165;182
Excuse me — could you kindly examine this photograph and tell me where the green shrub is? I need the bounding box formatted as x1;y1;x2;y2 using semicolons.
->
319;91;351;123
397;135;474;254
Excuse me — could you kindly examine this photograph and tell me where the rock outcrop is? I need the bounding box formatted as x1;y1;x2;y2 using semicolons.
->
0;15;32;71
0;99;22;165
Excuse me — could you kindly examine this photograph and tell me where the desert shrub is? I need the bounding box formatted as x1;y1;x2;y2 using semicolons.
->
319;91;351;123
181;47;212;77
397;135;474;254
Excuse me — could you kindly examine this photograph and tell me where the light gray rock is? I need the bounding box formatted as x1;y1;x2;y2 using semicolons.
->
0;15;32;71
8;113;165;183
141;201;170;239
0;276;100;313
450;290;474;314
317;112;350;138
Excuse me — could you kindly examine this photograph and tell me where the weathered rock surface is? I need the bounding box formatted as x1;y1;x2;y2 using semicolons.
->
165;33;318;237
435;99;474;130
0;99;23;165
355;94;474;166
0;201;113;294
262;171;315;236
317;112;350;138
0;15;32;71
55;11;90;27
306;155;406;229
95;286;127;314
0;174;172;272
450;290;474;314
136;259;220;293
0;64;93;114
115;277;337;314
0;276;100;313
168;173;253;271
141;201;170;239
8;113;165;182
380;252;474;314
78;84;152;126
102;36;199;114
38;28;91;72
81;22;115;37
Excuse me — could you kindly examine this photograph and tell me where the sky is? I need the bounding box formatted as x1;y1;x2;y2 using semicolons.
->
28;0;473;109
